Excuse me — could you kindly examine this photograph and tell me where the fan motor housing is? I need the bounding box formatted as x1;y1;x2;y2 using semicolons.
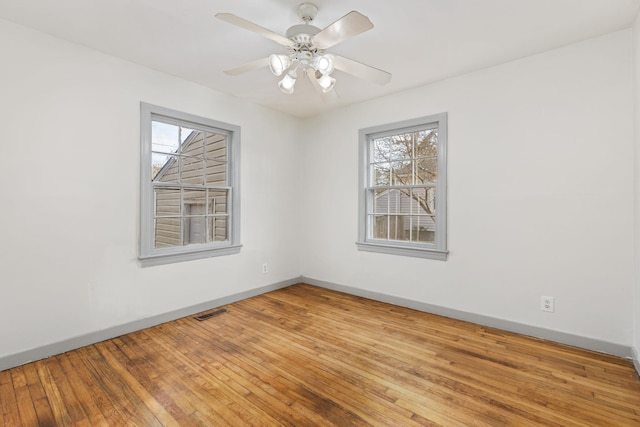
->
286;24;320;39
286;24;322;64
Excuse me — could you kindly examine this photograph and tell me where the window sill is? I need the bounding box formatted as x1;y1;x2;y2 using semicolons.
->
139;244;242;267
356;241;448;260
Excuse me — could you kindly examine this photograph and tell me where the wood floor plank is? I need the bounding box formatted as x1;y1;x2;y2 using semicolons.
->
114;333;253;426
1;283;640;426
10;367;40;427
196;345;352;425
94;341;181;426
78;345;164;426
56;353;110;426
0;368;20;427
65;348;133;427
237;296;522;419
108;336;206;425
223;305;463;425
235;295;554;425
149;324;320;426
135;325;286;426
34;360;74;427
46;355;92;426
210;329;404;426
186;304;406;423
21;362;56;427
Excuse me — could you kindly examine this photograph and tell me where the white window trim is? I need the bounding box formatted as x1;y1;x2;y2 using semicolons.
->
357;113;448;260
139;102;241;267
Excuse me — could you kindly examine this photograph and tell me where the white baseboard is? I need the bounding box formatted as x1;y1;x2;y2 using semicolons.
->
302;276;633;359
0;278;299;372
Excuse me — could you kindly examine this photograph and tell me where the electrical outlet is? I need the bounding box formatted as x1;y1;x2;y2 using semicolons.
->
262;263;268;274
541;296;554;312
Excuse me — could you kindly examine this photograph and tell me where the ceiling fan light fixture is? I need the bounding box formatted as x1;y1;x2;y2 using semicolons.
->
278;71;297;94
217;3;392;99
269;54;292;76
317;74;336;93
315;54;334;75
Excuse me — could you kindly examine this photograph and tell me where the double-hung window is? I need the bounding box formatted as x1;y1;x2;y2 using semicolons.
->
139;103;241;266
357;113;448;260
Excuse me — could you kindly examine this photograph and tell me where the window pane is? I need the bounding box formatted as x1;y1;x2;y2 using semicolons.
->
388;215;410;241
154;217;181;248
208;189;228;215
181;129;203;158
412;215;436;243
373;189;388;214
408;189;419;214
391;160;411;185
415;129;438;158
181;155;205;185
415;158;437;184
372;214;388;239
372;163;390;186
205;159;227;185
389;134;413;161
427;187;437;214
183;190;206;245
205;132;227;161
152;121;180;154
387;189;398;214
388;188;411;214
372;138;391;163
183;217;206;245
154;187;180;216
208;216;229;242
152;153;178;182
410;187;436;215
183;189;206;216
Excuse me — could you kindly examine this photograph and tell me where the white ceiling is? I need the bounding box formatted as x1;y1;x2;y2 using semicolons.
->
1;0;638;117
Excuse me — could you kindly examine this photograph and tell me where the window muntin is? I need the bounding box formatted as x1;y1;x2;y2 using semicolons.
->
140;103;240;266
358;114;447;260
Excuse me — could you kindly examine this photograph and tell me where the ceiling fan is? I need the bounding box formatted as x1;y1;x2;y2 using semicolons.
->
215;3;391;97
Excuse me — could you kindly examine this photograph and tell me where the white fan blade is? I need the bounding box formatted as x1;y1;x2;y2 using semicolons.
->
216;13;293;47
224;57;270;75
312;11;373;50
306;68;338;103
333;55;391;85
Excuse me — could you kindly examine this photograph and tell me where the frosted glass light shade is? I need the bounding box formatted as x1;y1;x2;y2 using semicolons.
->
315;54;334;75
269;54;291;76
278;73;296;94
317;74;336;92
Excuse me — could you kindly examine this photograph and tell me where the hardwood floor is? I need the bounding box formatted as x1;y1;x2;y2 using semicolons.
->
1;284;640;426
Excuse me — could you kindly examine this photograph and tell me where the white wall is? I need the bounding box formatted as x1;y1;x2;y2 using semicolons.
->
0;18;301;360
633;12;640;366
300;30;635;347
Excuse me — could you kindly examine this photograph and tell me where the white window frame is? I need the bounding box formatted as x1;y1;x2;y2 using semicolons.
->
139;103;241;266
357;113;448;260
